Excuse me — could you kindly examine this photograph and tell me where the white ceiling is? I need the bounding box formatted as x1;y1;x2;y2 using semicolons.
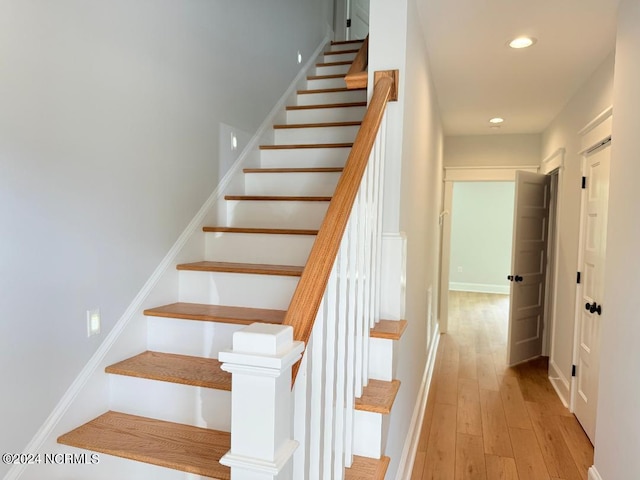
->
418;0;619;135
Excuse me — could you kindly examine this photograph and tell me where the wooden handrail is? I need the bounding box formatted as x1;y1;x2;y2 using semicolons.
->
345;36;369;89
285;72;397;383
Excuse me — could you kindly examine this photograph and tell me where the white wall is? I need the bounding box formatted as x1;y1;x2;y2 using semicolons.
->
444;134;541;167
449;182;514;294
370;0;443;477
540;52;614;403
0;0;332;472
593;1;640;478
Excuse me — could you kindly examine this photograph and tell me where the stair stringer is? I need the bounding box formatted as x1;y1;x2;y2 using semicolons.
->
9;34;332;480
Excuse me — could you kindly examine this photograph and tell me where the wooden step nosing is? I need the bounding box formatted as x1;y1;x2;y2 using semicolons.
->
273;121;361;129
243;167;343;174
307;73;347;80
286;102;366;111
203;227;319;236
354;379;401;415
143;302;286;325
224;195;332;202
298;87;365;95
324;49;360;55
260;142;353;150
370;319;408;340
176;261;305;276
316;60;353;67
331;39;365;46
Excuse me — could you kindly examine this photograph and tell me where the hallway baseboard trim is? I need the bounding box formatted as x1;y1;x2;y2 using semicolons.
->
394;324;440;480
449;282;510;295
548;359;571;408
588;466;603;480
3;36;331;480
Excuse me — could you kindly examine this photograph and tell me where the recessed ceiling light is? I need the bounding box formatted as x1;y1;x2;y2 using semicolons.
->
489;117;504;124
508;36;537;49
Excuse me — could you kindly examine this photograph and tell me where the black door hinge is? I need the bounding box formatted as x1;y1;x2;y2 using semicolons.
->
572;364;577;377
577;272;581;284
582;176;586;189
346;18;351;28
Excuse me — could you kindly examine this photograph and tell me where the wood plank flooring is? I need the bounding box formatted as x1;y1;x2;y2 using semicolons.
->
411;291;593;480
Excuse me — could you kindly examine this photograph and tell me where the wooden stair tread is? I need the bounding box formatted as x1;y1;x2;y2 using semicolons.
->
307;73;347;80
273;120;361;129
331;39;365;46
243;167;343;174
58;411;230;479
324;48;360;55
144;302;286;325
286;102;366;111
345;455;391;480
203;227;318;235
260;142;353;150
355;379;401;414
298;86;366;94
224;195;332;202
106;351;231;391
176;261;304;276
370;319;408;340
316;60;353;67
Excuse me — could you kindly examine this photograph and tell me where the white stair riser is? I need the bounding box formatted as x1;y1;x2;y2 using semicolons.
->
352;410;387;458
178;270;299;310
226;199;330;229
323;52;357;63
109;375;231;431
306;76;348;90
315;63;350;76
274;125;359;144
147;316;243;359
297;90;366;106
287;106;366;124
205;232;315;265
245;171;340;197
369;338;395;382
260;147;350;168
330;42;364;52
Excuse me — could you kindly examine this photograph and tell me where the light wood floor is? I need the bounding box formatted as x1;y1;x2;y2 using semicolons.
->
411;291;594;480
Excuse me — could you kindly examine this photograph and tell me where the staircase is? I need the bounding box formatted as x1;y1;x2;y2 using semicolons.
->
57;39;404;480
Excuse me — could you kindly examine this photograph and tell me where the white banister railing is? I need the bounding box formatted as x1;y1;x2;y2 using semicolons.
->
220;71;396;479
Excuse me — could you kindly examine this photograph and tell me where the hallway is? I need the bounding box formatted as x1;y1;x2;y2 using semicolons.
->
411;291;594;480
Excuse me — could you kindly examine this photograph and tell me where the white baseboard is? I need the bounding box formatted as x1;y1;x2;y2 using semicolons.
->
548;359;570;409
4;35;331;480
588;465;603;480
395;324;440;480
449;282;510;295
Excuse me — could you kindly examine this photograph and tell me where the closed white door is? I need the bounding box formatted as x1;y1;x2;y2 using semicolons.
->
349;0;369;40
574;141;611;443
507;171;551;366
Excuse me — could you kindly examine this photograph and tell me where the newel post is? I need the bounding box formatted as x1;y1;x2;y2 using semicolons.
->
219;323;305;480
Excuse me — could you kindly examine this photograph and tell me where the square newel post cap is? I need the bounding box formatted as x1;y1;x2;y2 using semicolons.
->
219;324;305;373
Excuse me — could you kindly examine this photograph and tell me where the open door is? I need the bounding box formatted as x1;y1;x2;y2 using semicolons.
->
507;171;551;366
348;0;369;40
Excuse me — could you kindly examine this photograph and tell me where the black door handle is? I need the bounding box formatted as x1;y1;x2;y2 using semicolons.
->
585;302;603;315
507;275;514;281
514;275;523;282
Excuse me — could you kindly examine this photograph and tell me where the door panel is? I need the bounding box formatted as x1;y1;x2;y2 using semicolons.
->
507;171;551;366
574;142;611;443
350;0;369;40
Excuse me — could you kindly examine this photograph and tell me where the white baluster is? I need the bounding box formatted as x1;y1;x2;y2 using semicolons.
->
308;297;327;480
323;266;338;478
345;214;358;464
334;247;349;478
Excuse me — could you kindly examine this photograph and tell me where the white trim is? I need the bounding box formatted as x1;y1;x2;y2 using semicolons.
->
444;165;539;182
588;466;604;480
395;326;440;480
449;282;510;295
220;440;299;475
578;105;614;137
3;35;331;480
540;148;566;175
438;183;453;334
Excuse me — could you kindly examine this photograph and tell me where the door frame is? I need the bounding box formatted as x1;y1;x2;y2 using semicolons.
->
333;0;350;42
439;165;539;333
570;106;613;413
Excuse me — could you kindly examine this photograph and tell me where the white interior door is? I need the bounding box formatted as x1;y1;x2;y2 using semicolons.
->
574;140;611;444
507;171;551;366
349;0;369;40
